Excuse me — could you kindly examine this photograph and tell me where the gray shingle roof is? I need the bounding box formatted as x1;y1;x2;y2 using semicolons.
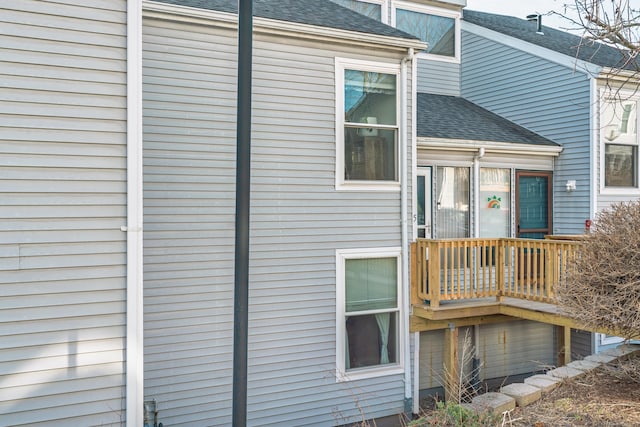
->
417;93;559;146
463;10;638;71
154;0;419;40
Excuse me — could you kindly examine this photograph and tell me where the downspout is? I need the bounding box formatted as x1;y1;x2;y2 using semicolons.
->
410;52;420;416
126;0;143;425
472;147;485;389
400;47;414;414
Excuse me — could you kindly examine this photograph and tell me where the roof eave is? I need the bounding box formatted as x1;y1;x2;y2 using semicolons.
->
143;0;427;52
417;137;563;156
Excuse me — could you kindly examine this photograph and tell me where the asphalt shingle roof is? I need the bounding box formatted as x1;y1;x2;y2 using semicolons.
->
154;0;419;40
417;93;559;146
463;10;639;71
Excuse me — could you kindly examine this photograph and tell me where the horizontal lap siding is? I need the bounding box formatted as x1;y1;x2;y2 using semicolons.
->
462;31;592;234
417;59;460;96
143;18;410;426
0;1;127;426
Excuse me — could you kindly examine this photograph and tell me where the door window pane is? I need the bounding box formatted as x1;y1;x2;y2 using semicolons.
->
480;168;510;238
436;167;469;238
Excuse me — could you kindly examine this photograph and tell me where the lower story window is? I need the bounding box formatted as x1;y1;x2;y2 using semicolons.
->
337;248;402;379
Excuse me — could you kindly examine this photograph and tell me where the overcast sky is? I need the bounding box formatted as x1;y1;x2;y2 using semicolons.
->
464;0;581;31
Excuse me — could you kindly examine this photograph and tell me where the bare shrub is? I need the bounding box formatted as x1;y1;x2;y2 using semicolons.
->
556;200;640;339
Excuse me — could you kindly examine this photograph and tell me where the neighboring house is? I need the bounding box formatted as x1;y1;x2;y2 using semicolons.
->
2;0;429;426
461;9;640;355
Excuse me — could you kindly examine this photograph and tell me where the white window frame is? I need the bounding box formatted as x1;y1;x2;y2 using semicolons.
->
391;1;461;63
599;90;640;195
333;0;390;23
335;57;402;191
336;247;404;381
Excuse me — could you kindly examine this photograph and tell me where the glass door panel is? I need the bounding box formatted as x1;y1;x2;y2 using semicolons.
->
516;171;552;239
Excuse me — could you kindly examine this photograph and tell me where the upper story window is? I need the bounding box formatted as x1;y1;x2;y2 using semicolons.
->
336;58;400;191
392;1;460;62
331;0;388;22
601;94;639;188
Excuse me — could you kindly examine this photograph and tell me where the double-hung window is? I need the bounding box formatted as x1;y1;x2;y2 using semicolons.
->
336;248;403;380
336;58;400;190
392;2;460;62
601;94;639;189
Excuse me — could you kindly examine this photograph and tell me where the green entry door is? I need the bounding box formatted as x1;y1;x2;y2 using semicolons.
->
516;171;552;239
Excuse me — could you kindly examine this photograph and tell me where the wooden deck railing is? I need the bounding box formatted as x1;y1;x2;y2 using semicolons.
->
411;238;580;308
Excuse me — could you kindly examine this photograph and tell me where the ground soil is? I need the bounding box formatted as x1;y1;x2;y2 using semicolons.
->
508;353;640;427
416;352;640;427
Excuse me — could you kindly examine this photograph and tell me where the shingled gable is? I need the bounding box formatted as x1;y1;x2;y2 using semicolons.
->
463;9;639;71
154;0;420;40
417;93;560;147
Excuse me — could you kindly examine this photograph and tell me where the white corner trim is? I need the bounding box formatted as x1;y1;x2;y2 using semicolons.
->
417;137;563;156
590;77;598;218
143;0;426;51
462;20;603;77
126;1;144;426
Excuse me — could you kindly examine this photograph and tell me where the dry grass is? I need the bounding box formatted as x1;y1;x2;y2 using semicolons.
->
414;352;640;427
509;353;640;427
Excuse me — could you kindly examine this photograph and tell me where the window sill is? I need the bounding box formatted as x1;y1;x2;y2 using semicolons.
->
336;365;404;382
336;181;401;192
599;187;640;196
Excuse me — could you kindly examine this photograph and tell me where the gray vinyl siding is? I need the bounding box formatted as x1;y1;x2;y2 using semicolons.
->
461;30;592;235
142;16;413;427
571;328;594;359
419;321;554;389
0;1;127;426
417;58;460;96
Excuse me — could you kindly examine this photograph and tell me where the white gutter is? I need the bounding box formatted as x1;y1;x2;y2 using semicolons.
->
418;138;563;156
143;1;426;52
126;0;144;425
400;47;415;414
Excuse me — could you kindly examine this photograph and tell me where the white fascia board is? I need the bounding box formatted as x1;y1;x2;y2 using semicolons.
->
143;1;426;52
462;20;603;77
418;137;563;156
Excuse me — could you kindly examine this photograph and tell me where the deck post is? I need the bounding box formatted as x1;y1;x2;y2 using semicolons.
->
443;326;459;402
556;325;572;366
496;240;505;303
429;241;440;308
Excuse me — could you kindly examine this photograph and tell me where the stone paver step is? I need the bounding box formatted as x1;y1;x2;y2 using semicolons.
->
500;383;541;407
524;374;561;394
470;392;515;414
567;360;601;371
547;365;584;379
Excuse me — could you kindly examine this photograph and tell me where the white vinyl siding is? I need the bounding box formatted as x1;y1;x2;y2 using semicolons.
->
0;1;127;426
142;14;414;426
